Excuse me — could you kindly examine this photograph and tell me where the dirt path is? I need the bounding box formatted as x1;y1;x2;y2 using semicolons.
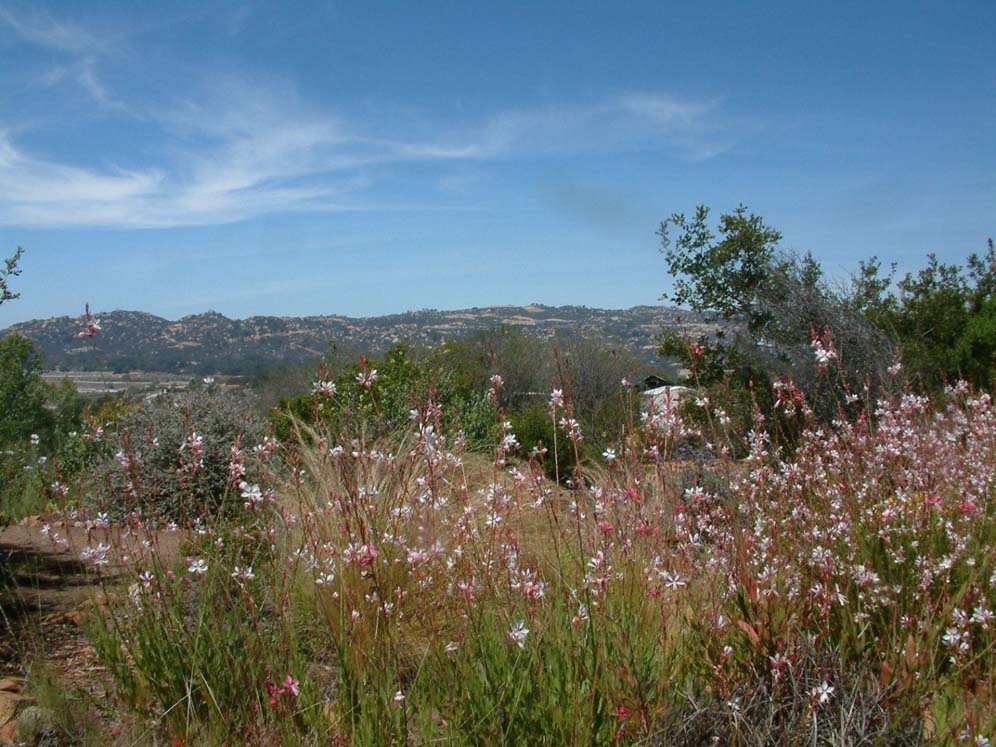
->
0;522;183;744
0;524;103;679
0;523;114;743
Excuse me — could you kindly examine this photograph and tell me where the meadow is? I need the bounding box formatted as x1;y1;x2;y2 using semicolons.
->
3;223;996;745
1;360;993;746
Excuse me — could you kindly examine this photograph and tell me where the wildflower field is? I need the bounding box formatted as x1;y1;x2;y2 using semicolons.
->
11;364;993;746
0;0;994;739
4;232;996;745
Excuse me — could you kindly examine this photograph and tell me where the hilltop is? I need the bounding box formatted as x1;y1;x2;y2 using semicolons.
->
1;304;707;375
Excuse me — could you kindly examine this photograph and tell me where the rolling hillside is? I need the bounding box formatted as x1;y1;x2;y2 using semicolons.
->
2;304;709;374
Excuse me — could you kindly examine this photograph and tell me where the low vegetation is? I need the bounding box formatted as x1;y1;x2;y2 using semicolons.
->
69;365;996;745
2;217;996;745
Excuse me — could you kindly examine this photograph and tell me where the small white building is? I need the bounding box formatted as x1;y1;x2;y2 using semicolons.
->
641;385;694;412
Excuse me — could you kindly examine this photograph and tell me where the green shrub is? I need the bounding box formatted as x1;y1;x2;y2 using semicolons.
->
0;445;50;521
91;384;266;523
511;403;577;480
0;334;52;450
450;392;497;451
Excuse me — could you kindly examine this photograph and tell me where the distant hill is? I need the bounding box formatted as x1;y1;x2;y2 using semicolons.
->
1;304;710;375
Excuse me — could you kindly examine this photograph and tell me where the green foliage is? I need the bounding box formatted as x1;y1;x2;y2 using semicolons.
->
0;333;52;449
0;246;22;306
274;332;646;468
49;377;85;442
0;446;50;521
552;336;643;447
269;392;315;444
331;345;466;438
92;385;267;522
894;254;979;386
273;343;502;452
450;391;497;451
657;327;754;388
659;205;782;332
0;336;89;518
271;333;641;477
845;256;899;331
432;328;547;412
658;205;911;424
510;403;575;479
846;240;996;389
956;296;996;387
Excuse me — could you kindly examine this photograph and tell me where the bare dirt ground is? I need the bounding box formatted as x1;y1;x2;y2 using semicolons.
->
0;522;182;744
5;527;114;675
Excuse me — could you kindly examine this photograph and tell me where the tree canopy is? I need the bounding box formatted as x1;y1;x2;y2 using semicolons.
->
0;333;52;448
660;205;996;396
658;205;782;332
0;247;23;306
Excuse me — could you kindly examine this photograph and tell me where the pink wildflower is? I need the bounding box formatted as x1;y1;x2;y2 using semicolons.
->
76;303;101;338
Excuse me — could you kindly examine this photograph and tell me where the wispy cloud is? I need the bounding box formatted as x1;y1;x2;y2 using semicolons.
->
0;5;738;231
0;86;735;228
400;92;729;161
0;4;112;54
2;3;128;112
36;56;128;110
0;124;387;228
0;77;462;228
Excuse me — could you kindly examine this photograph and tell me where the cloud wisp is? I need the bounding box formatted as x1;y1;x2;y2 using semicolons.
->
0;6;737;228
0;5;736;230
0;84;738;230
0;122;397;229
400;92;726;161
35;56;130;111
2;3;132;114
0;89;733;229
0;4;112;54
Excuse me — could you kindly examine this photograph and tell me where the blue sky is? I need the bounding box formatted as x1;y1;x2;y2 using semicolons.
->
0;1;993;325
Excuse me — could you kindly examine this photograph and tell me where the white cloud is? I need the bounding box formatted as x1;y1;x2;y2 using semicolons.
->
0;5;112;54
36;56;128;110
0;50;735;229
0;6;744;229
405;92;726;160
0;126;386;228
3;4;129;112
74;57;113;106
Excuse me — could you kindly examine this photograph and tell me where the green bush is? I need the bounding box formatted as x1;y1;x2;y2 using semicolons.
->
0;334;52;450
956;296;996;387
272;344;501;453
0;446;50;521
91;384;266;523
511;403;577;480
449;392;497;451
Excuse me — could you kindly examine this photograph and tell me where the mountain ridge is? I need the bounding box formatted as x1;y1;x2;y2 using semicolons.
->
2;304;708;375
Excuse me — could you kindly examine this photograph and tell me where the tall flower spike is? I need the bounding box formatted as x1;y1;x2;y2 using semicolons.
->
77;302;101;338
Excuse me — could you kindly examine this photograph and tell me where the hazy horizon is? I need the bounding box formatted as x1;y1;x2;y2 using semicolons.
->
2;299;691;329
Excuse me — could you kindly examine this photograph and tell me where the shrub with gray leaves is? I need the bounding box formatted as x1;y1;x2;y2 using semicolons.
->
91;385;267;523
